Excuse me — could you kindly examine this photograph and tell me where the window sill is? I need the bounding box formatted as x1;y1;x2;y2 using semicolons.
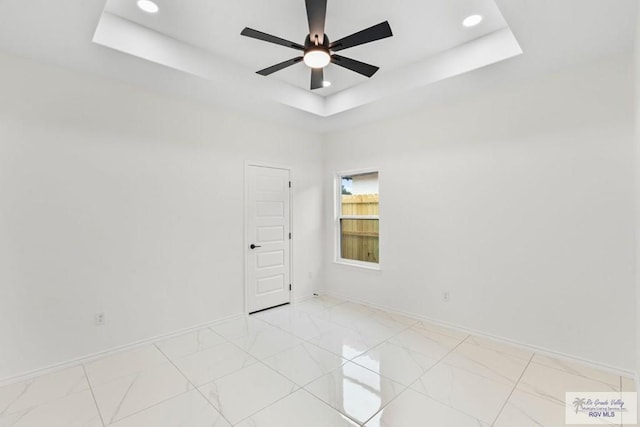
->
333;260;381;271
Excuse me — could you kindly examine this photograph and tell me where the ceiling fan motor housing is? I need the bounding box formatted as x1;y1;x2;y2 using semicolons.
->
304;34;330;50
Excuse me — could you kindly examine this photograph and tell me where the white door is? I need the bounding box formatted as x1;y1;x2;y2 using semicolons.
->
245;164;291;313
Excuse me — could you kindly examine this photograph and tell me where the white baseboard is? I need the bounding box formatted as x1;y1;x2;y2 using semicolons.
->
3;292;634;387
0;312;243;387
293;294;315;304
322;290;636;379
2;294;318;387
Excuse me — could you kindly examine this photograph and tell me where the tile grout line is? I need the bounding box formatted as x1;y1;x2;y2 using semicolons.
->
186;340;304;424
153;342;236;427
233;309;349;423
359;330;471;426
250;303;370;362
202;334;266;381
0;313;248;390
0;302;596;427
81;364;107;427
154;326;305;425
12;297;603;427
216;320;310;384
404;338;522;425
257;298;486;425
232;386;357;426
100;385;197;426
256;301;422;426
428;339;533;388
2;306;309;426
350;317;452;379
489;351;535;426
8;297;619;427
243;306;380;423
92;366;203;427
229;367;301;425
232;299;370;425
225;310;372;423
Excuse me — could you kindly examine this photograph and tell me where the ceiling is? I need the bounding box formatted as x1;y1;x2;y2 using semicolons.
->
103;0;510;96
0;0;636;132
93;0;522;117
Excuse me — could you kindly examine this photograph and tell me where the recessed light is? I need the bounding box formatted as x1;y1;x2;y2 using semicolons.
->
137;0;159;14
322;81;331;88
462;14;483;27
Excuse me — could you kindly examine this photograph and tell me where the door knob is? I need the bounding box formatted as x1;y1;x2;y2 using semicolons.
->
250;244;262;249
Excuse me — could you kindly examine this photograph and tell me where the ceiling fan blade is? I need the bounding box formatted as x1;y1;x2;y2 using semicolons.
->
331;55;379;78
241;27;305;51
257;57;304;76
310;68;324;90
305;0;327;45
329;21;393;52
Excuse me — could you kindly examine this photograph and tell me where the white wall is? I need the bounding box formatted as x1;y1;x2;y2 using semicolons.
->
0;53;323;380
1;49;636;380
323;55;636;371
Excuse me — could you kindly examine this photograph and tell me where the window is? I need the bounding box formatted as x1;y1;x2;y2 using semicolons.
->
337;171;379;267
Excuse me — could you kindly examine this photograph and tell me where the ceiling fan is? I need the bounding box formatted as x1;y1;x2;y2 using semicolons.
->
240;0;393;90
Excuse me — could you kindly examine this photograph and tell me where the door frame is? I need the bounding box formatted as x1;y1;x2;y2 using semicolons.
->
244;160;293;315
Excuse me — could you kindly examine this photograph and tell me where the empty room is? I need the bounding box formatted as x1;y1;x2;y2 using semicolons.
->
0;0;639;426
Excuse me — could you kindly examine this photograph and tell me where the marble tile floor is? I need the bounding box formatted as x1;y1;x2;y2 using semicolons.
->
0;295;635;427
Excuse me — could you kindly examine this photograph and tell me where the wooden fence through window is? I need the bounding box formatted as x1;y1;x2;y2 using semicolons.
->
341;194;379;263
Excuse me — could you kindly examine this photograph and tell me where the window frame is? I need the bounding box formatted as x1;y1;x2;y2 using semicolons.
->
334;169;381;270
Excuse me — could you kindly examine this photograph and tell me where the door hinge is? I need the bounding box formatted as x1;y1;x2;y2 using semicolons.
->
289;181;291;188
289;232;292;239
289;284;292;291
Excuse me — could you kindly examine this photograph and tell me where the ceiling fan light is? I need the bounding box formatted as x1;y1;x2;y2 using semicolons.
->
303;49;331;68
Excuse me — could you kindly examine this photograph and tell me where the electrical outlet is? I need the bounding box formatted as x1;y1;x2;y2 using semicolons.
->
443;292;450;302
94;312;105;326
